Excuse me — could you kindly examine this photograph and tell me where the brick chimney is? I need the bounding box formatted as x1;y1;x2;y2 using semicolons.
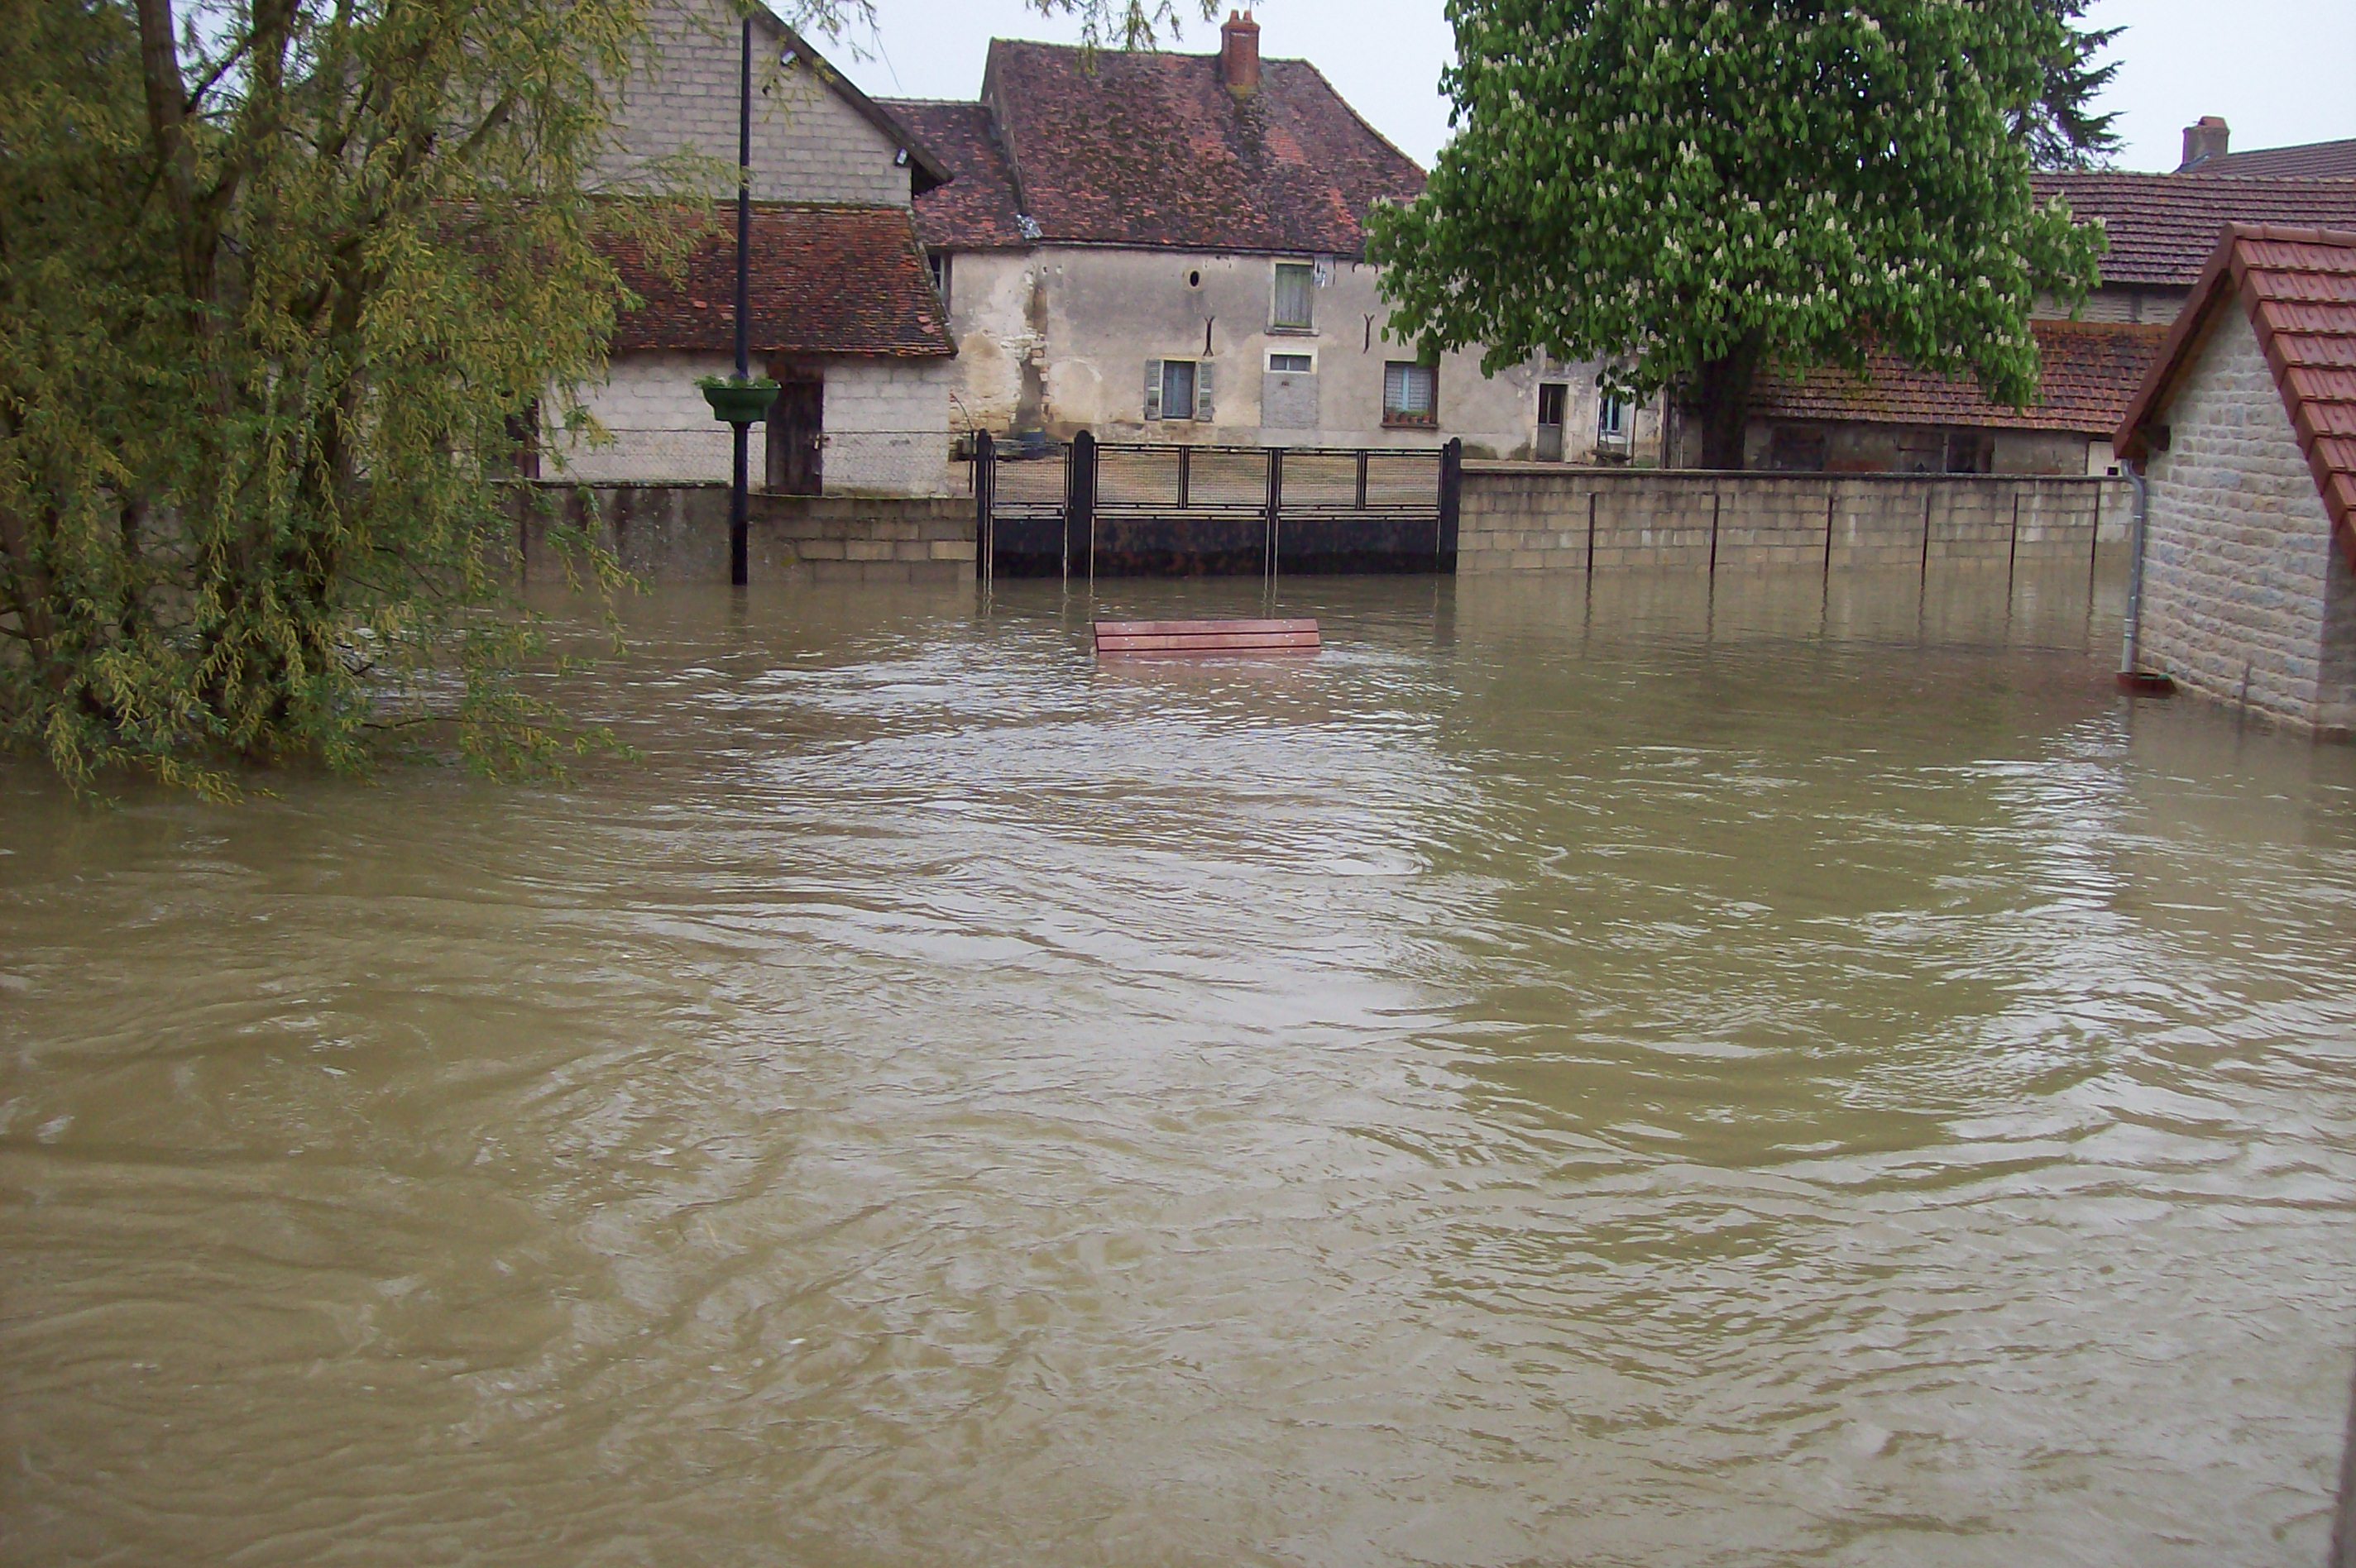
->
1219;9;1261;98
2179;115;2230;170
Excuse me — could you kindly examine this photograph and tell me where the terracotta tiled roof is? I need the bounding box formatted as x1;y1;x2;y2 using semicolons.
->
950;39;1425;256
606;203;952;357
878;99;1032;251
1751;321;2169;436
2117;226;2356;566
2033;173;2356;287
2186;138;2356;182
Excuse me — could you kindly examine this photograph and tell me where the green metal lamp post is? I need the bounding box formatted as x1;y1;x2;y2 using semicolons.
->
700;6;775;588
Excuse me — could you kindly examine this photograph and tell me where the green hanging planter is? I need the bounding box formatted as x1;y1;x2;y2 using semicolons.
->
699;375;779;425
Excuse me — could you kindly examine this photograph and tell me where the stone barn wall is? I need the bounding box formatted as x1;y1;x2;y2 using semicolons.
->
2136;307;2356;735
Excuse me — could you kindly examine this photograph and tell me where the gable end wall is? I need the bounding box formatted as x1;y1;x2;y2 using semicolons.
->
2138;304;2356;732
599;0;910;207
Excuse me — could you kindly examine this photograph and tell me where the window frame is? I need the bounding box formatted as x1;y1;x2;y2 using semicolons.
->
1597;394;1631;440
1382;361;1439;428
1145;356;1210;423
1271;261;1316;332
1266;349;1315;374
926;250;951;313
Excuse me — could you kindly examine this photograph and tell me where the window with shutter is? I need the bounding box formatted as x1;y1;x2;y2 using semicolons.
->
1193;361;1213;422
1143;358;1163;421
1159;359;1196;422
1382;361;1438;427
1271;262;1314;331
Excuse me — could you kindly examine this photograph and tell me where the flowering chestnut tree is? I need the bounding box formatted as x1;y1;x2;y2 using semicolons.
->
1367;0;2109;468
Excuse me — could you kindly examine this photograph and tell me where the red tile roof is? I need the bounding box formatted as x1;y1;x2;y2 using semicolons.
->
878;99;1032;251
2117;225;2356;566
2034;173;2356;287
606;203;951;357
907;39;1424;256
2186;138;2356;182
1751;321;2169;436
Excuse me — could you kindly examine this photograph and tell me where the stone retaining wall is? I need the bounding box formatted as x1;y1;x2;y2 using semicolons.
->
1460;466;2132;576
513;483;974;586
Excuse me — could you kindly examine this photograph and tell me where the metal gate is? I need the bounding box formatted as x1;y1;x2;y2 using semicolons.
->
974;432;1462;582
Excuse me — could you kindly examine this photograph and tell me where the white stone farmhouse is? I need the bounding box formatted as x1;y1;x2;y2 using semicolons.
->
882;13;1664;464
2114;224;2356;735
553;0;958;494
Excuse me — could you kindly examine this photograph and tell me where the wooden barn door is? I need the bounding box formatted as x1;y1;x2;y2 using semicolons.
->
764;370;824;495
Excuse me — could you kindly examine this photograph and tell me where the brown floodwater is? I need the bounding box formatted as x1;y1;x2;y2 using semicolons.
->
5;567;2356;1567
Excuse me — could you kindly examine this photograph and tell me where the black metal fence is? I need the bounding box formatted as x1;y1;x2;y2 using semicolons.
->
974;431;1463;582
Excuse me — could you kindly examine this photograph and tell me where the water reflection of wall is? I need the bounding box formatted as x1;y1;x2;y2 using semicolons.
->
1453;565;2125;654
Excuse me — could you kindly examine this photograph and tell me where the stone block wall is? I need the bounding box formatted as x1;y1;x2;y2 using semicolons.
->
597;0;911;207
821;358;960;496
552;349;735;482
514;484;974;587
1460;467;2126;577
2137;306;2355;734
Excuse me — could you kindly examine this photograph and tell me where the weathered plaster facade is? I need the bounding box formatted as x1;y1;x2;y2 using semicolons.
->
597;0;910;206
939;245;1662;460
2138;307;2356;734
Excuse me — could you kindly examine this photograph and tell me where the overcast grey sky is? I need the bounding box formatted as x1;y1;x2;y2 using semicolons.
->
828;0;2354;176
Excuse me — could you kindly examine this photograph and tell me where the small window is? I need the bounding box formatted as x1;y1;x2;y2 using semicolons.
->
1597;394;1631;439
926;251;951;312
1146;357;1208;422
1272;261;1314;331
1267;351;1314;374
1382;361;1438;427
1944;428;1994;474
1537;383;1568;428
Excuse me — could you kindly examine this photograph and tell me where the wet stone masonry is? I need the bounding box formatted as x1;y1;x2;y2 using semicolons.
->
2137;308;2356;736
1457;468;2133;576
512;485;974;587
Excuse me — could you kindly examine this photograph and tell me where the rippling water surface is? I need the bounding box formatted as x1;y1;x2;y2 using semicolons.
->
7;568;2356;1567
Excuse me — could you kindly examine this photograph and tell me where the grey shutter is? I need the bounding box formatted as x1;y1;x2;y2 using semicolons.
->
1144;358;1163;421
1195;360;1214;422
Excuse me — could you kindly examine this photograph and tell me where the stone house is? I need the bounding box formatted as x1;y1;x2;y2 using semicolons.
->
550;0;959;495
1746;146;2356;477
2114;225;2356;735
882;13;1664;464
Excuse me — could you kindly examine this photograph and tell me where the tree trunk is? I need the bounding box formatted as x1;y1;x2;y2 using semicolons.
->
1689;332;1767;471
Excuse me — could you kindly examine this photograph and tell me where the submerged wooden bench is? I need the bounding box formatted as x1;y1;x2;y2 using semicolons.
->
1094;618;1321;657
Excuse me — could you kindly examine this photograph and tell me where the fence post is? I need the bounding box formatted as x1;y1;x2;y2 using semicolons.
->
974;431;994;587
1065;429;1096;587
1439;437;1463;570
1264;446;1284;582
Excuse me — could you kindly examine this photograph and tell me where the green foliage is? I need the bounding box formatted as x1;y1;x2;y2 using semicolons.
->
1368;0;2109;466
0;0;685;791
2022;0;2124;171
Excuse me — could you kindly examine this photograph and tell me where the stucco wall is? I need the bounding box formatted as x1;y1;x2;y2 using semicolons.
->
934;244;1665;461
597;0;910;206
2137;305;2356;734
1460;467;2127;576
